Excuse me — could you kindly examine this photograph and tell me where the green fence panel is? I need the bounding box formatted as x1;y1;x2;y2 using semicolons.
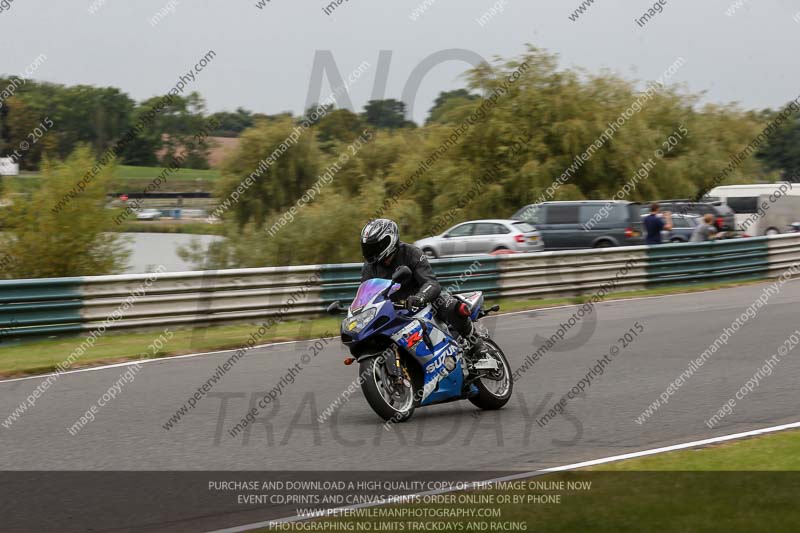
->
0;277;84;304
320;256;502;306
646;238;769;287
319;263;363;305
0;278;85;338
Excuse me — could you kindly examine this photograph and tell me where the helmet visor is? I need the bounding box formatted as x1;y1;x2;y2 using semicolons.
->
361;235;391;263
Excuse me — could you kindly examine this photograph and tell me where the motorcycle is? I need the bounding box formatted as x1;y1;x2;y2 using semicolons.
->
326;265;513;422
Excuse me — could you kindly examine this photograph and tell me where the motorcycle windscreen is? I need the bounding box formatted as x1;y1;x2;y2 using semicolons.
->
350;278;395;310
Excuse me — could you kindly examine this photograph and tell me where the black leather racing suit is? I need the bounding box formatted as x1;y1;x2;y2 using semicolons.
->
360;242;472;339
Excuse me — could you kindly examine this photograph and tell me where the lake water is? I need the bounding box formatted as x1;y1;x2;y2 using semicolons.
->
123;233;222;274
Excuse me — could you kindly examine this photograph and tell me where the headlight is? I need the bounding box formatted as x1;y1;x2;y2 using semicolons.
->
344;308;377;334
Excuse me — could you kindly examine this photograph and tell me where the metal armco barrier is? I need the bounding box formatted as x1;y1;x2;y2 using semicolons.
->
1;234;799;339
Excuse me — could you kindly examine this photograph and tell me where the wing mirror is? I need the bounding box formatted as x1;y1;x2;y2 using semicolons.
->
326;301;345;315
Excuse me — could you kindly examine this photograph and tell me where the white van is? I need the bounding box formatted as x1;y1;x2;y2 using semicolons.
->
706;183;800;235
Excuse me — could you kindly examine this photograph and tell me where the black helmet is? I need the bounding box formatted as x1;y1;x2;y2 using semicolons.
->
361;218;399;264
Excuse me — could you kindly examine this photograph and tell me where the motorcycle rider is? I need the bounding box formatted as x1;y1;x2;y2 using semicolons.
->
360;218;487;370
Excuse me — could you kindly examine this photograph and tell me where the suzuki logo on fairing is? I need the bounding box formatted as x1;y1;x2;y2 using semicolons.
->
426;343;459;373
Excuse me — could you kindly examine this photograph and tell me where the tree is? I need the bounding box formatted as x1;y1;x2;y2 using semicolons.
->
3;96;49;170
316;108;366;150
362;99;414;130
190;44;768;270
0;146;130;278
426;89;479;124
302;103;334;127
53;85;135;156
123;92;211;169
758;111;800;181
216;117;322;227
209;107;255;137
0;81;135;164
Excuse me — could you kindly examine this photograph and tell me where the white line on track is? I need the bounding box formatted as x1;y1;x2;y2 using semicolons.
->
208;420;800;533
0;338;329;384
0;281;775;385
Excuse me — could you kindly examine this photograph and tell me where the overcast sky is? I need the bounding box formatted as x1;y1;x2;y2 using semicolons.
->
1;0;799;123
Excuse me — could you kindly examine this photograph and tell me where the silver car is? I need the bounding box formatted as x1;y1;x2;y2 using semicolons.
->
413;219;544;258
135;208;162;221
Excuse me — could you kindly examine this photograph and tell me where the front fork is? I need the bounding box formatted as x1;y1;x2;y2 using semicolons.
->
383;345;403;378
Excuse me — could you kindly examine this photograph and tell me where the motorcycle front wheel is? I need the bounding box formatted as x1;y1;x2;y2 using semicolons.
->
359;355;416;423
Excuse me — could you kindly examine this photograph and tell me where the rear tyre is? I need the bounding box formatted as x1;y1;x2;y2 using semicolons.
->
469;339;513;410
360;356;416;422
670;237;684;243
593;240;614;248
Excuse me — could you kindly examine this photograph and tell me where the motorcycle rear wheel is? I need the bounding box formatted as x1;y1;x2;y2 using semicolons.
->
360;356;416;423
468;339;513;410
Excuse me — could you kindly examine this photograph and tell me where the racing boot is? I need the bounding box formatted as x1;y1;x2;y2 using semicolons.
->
463;327;500;373
460;324;487;364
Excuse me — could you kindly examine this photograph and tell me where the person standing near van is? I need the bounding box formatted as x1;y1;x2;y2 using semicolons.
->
690;214;719;242
643;203;673;244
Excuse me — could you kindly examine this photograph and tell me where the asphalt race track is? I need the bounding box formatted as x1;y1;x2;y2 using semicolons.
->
2;281;799;531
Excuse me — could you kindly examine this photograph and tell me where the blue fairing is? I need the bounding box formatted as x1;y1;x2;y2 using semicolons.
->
344;280;482;406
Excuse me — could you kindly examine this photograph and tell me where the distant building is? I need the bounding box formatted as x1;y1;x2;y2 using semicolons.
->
0;157;19;176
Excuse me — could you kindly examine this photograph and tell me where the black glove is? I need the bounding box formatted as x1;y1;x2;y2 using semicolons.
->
406;294;425;312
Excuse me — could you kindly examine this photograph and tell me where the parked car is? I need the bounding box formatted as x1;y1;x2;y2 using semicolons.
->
511;201;643;250
642;200;736;231
135;208;162;221
413;219;543;258
654;213;701;242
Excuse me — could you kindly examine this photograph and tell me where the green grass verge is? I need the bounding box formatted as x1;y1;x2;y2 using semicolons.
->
461;430;800;532
0;316;341;377
0;277;768;377
590;428;800;471
290;431;800;533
